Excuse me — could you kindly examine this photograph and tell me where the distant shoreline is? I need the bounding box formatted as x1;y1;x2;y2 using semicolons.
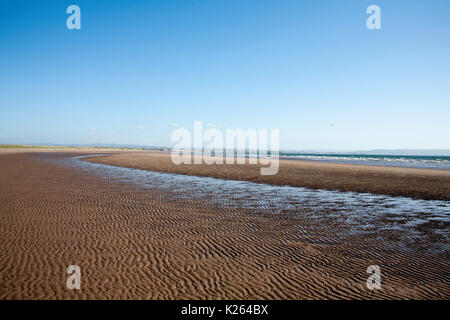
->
0;144;152;151
2;144;449;170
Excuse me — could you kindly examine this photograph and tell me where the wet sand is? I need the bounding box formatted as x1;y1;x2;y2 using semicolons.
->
85;152;450;201
0;151;449;299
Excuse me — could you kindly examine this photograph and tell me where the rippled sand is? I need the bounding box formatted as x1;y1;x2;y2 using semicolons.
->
0;152;449;299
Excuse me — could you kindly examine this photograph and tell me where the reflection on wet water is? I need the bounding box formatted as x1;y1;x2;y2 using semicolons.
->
53;155;450;247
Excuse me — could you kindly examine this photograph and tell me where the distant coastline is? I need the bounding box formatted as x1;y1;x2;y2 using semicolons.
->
2;144;450;169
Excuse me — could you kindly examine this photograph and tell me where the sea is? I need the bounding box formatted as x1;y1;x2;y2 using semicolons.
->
278;153;450;170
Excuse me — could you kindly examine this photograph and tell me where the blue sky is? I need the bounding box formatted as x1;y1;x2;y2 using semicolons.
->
0;0;449;150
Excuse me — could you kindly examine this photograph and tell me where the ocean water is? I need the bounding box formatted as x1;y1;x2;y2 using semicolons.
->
279;153;450;170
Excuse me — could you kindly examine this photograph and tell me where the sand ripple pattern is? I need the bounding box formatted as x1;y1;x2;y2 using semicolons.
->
0;152;449;299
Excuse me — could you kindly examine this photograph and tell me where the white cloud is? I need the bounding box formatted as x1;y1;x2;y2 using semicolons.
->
137;125;144;129
0;135;7;138
89;128;96;131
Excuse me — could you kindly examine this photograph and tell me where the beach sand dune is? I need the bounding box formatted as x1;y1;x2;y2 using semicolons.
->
0;152;449;299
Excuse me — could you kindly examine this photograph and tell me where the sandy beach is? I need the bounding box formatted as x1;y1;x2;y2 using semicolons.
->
0;150;449;299
85;151;450;201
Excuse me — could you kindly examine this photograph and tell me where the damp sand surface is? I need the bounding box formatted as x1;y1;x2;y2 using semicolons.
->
0;151;449;299
86;152;450;201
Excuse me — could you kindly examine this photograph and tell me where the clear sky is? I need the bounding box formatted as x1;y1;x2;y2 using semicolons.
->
1;0;449;150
